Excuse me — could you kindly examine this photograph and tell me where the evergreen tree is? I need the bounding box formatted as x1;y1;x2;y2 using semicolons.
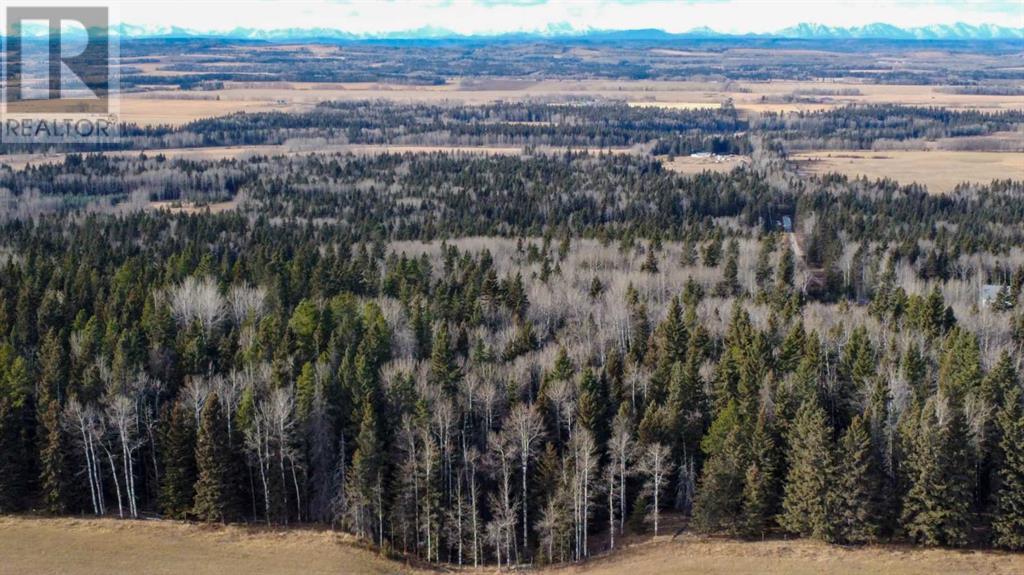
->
429;323;461;394
775;246;795;289
716;239;741;297
835;415;882;543
346;397;383;542
741;414;777;537
780;400;836;541
754;235;775;292
37;331;68;407
0;399;24;512
993;386;1024;550
39;400;71;514
938;329;982;399
193;393;232;523
160;401;197;519
693;426;746;534
577;368;608;445
900;396;973;546
640;248;659;274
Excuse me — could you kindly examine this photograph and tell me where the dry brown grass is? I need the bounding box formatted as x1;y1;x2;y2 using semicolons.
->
542;535;1024;575
660;154;749;174
0;516;420;575
119;94;295;126
2;516;1021;575
792;150;1024;194
112;78;1024;126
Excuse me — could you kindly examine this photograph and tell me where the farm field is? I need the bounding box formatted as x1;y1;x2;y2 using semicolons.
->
116;77;1024;126
659;154;749;174
2;517;1022;575
791;150;1024;193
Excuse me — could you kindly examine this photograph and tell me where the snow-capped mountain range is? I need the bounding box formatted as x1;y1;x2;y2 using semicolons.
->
9;22;1024;42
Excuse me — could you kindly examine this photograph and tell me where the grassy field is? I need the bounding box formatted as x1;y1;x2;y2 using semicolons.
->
660;154;749;175
792;150;1024;194
115;78;1024;127
2;516;1022;575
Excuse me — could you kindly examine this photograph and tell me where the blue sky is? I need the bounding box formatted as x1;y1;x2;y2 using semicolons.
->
101;1;1024;34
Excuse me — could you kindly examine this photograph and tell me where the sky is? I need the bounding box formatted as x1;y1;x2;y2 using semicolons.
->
26;1;1024;35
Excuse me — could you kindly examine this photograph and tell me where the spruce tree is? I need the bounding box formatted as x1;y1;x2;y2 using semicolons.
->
640;247;659;274
741;414;777;538
835;415;882;543
0;399;22;512
900;396;973;546
429;322;460;393
193;393;232;523
993;386;1024;550
693;426;746;534
160;400;197;519
716;239;741;297
347;397;383;542
577;367;608;446
779;400;836;541
39;400;71;514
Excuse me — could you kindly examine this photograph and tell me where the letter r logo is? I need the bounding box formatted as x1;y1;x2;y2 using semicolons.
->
4;6;110;114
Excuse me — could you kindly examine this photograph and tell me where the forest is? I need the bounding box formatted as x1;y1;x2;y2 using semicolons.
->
114;37;1023;87
3;100;1022;157
0;98;1023;569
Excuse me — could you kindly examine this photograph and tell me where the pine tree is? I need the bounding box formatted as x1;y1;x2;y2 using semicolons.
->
938;329;982;399
668;353;705;460
347;397;383;543
835;415;882;543
716;239;741;297
900;396;973;546
640;247;659;274
993;386;1024;550
741;414;776;538
37;331;68;407
160;400;197;519
39;400;71;514
429;322;461;393
193;393;232;523
779;400;836;541
754;235;775;293
577;368;608;445
0;399;24;512
0;356;32;514
693;426;745;534
775;245;795;290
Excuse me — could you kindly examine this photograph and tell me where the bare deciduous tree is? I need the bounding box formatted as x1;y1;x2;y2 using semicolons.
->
638;442;674;536
507;402;545;554
169;276;226;333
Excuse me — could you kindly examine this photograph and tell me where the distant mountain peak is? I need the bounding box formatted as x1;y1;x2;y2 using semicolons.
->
9;21;1023;42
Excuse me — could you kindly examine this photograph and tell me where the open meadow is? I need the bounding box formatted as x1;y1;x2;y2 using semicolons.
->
2;517;1023;575
118;78;1024;127
792;150;1024;193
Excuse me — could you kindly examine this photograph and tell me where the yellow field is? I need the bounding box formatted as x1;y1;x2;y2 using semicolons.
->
0;517;410;575
792;150;1024;193
2;516;1022;575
